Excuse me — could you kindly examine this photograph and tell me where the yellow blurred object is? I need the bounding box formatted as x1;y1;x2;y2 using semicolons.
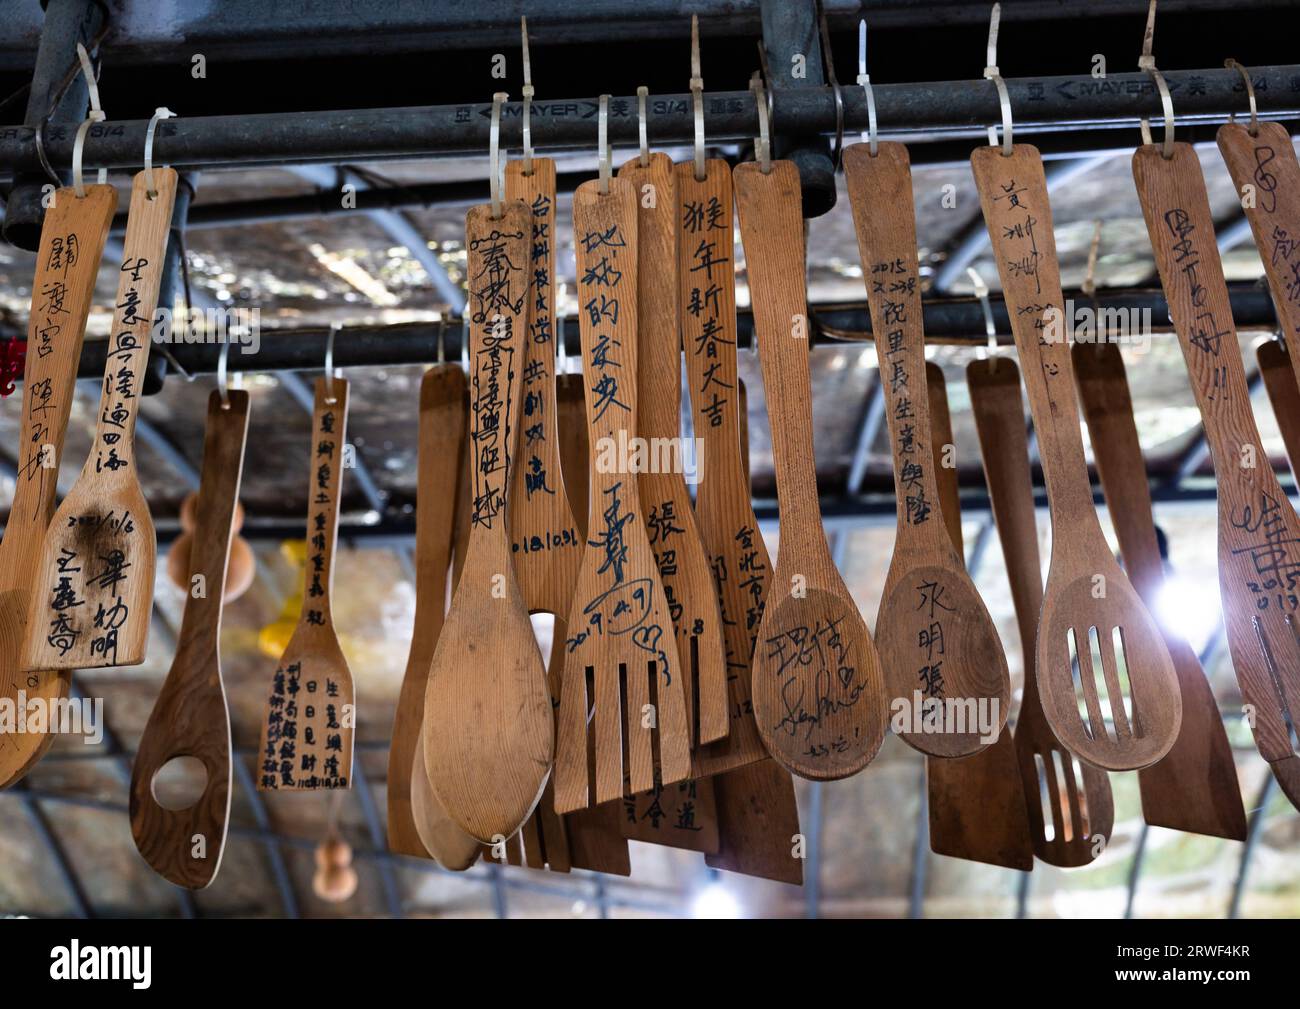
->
257;540;308;660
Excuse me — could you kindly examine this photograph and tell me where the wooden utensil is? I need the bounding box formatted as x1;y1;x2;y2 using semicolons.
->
388;365;467;857
845;143;1009;758
424;200;553;840
554;176;691;812
922;362;1033;871
258;376;355;790
1074;341;1247;840
734;159;886;780
972;144;1180;771
1133;140;1300;810
22;170;178;674
705;378;802;885
1257;340;1300;480
0;182;116;788
166;494;254;603
968;357;1114;867
130;389;250;888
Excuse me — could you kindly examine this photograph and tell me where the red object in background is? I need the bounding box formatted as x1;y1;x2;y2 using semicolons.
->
0;337;25;398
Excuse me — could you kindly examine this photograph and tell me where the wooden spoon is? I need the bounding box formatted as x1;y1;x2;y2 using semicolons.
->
972;144;1180;771
922;362;1033;871
0;182;116;788
166;494;254;603
734;159;886;780
845;142;1009;758
1074;341;1247;840
968;357;1114;866
1133;140;1300;810
1257;340;1300;480
257;376;355;790
130;389;250;888
22;169;178;674
388;365;466;857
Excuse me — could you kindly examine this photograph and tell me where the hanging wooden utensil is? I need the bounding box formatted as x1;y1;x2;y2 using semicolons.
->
555;176;691;812
22;170;178;675
1133;140;1300;810
388;365;467;857
1257;340;1300;480
922;361;1033;871
972;144;1180;771
968;357;1114;866
845;142;1009;758
1074;340;1247;840
0;182;116;788
257;377;355;790
425;200;553;840
130;389;250;888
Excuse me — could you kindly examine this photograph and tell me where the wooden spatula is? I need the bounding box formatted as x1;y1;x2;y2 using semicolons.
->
1074;341;1247;840
1133;140;1300;811
922;362;1033;871
845;142;1009;758
388;365;467;857
425;200;553;840
554;176;691;813
130;389;250;887
258;377;355;790
972;144;1181;771
22;170;177;675
734;159;887;780
1257;340;1300;480
0;182;116;788
968;357;1114;866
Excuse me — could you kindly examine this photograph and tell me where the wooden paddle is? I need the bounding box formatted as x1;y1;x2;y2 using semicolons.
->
424;200;553;841
1133;140;1300;811
130;389;250;888
22;170;177;675
968;357;1114;866
1257;340;1300;481
388;365;467;857
1074;341;1247;840
972;144;1180;771
0;182;115;788
257;377;355;790
845;142;1009;758
734;159;886;780
922;362;1033;871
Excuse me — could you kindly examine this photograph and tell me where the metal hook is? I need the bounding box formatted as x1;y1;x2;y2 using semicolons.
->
1137;0;1175;159
217;331;232;408
749;72;772;174
489;91;508;219
520;16;535;173
856;19;879;156
324;321;341;403
598;94;611;194
144;106;175;198
436;316;447;365
966;266;998;370
1225;59;1259;137
984;3;1013;156
637;86;650;167
72;42;106;198
690;14;706;182
815;0;844;170
460;315;471;373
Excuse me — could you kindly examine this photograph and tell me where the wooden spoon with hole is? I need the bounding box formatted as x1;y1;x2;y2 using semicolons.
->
0;182;115;788
1133;140;1300;810
22;170;178;676
846;142;1010;758
425;200;553;840
257;376;355;790
130;389;250;888
973;144;1180;771
968;356;1114;866
1074;341;1247;840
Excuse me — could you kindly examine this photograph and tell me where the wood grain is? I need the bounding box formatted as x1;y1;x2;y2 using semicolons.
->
22;170;177;674
973;144;1180;771
0;183;116;787
130;389;249;888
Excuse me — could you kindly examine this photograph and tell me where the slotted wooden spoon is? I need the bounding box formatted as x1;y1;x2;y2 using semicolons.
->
973;144;1180;771
1133;140;1300;810
425;200;553;840
22;170;177;674
130;389;250;887
257;377;355;790
1258;340;1300;480
0;182;116;788
922;362;1033;871
968;357;1114;866
734;159;886;780
1074;341;1247;840
845;142;1009;758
